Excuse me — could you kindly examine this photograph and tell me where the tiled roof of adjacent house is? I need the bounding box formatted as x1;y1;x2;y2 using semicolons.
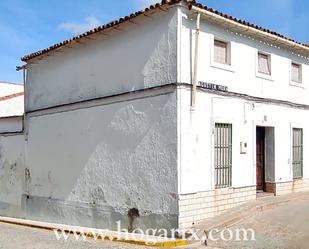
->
21;0;309;62
0;82;24;118
0;92;24;102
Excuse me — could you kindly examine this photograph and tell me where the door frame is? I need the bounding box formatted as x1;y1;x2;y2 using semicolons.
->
253;121;276;193
256;126;266;192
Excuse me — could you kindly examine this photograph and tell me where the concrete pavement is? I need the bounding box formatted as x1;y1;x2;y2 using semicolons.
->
184;191;309;249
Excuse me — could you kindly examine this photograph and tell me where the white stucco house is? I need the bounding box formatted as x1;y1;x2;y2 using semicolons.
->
6;0;309;231
0;81;24;133
0;82;24;117
0;81;24;217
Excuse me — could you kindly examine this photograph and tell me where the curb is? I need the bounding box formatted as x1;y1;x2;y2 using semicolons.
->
0;216;188;247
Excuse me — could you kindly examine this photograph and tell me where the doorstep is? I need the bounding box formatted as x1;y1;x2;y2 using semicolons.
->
256;191;275;198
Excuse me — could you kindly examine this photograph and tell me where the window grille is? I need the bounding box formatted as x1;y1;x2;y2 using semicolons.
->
214;123;232;188
292;128;303;179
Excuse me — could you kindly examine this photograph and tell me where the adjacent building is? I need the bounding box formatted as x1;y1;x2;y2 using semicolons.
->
2;0;309;231
0;81;24;217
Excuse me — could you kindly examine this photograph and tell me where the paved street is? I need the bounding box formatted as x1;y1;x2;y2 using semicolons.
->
1;193;309;249
0;222;157;249
191;193;309;249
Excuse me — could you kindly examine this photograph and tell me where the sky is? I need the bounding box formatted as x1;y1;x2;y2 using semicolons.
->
0;0;308;83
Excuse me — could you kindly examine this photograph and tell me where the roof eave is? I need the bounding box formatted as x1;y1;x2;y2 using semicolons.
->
21;0;182;63
21;0;309;63
190;4;309;57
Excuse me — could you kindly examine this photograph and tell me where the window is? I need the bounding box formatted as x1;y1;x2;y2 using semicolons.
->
258;52;271;75
214;123;232;188
214;39;230;65
292;128;303;179
291;62;302;83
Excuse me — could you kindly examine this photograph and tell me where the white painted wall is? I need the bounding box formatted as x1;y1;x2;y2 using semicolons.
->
0;134;25;216
0;96;24;118
0;82;24;134
25;7;178;112
0;83;25;216
24;90;178;229
19;4;309;229
178;87;309;194
179;12;309;105
177;9;309;195
0;117;23;134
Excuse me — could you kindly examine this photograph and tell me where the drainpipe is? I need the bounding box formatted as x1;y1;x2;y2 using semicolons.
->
191;13;200;110
22;68;27;138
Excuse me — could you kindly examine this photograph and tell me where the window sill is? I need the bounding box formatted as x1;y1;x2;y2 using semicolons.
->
215;186;233;190
255;72;274;82
290;81;304;89
293;177;303;180
211;62;235;73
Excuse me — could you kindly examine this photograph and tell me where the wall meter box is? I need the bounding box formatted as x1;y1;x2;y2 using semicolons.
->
240;142;248;154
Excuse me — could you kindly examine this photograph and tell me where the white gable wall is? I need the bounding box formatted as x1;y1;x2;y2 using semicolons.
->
25;7;178;112
24;89;178;230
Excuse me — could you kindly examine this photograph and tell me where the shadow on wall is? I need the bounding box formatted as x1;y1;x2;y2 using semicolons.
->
27;9;177;112
24;92;178;231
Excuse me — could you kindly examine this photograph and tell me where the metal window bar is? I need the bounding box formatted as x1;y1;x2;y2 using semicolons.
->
292;128;303;179
215;123;232;188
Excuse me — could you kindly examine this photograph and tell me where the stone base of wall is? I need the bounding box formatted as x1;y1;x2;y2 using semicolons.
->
275;179;309;196
178;186;256;229
265;182;276;194
21;195;178;232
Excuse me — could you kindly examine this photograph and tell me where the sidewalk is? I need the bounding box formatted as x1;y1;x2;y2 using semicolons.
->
183;191;309;248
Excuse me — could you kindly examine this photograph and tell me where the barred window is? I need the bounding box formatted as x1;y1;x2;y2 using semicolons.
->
214;123;232;188
292;128;303;179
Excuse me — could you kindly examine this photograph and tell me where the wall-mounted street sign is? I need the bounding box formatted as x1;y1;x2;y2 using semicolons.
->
198;81;228;92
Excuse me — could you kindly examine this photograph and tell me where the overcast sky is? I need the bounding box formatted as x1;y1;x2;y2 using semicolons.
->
0;0;308;83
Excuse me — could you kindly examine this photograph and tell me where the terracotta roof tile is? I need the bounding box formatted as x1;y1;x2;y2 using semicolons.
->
0;92;24;102
21;0;309;62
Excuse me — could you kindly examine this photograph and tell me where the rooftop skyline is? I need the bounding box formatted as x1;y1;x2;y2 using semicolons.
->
0;0;308;83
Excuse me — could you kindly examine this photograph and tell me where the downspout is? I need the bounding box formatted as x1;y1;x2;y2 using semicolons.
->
22;68;26;130
191;13;200;110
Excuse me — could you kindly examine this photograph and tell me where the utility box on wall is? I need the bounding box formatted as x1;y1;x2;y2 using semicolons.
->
240;142;248;154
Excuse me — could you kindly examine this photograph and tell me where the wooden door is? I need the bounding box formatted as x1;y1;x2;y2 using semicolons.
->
256;127;265;191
